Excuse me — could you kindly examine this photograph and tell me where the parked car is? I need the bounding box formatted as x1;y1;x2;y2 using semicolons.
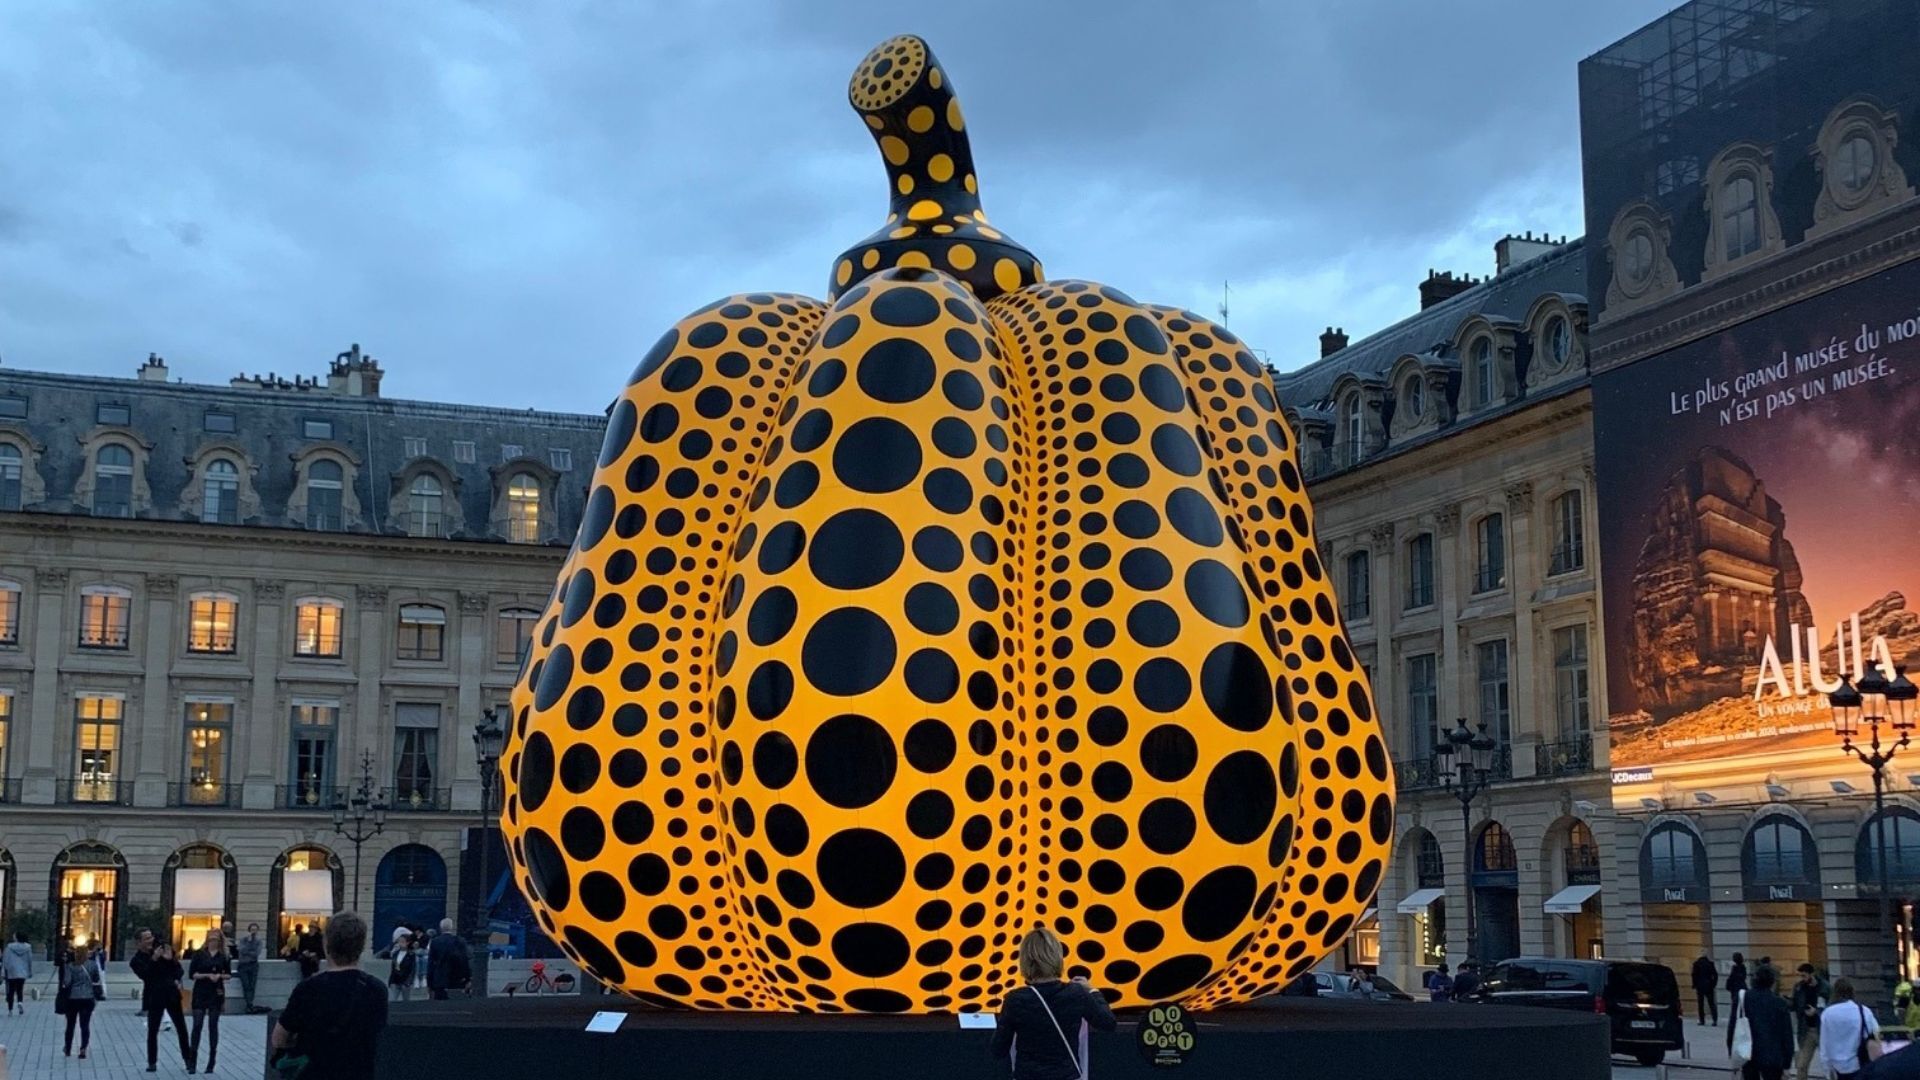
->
1468;957;1684;1066
1288;971;1414;1002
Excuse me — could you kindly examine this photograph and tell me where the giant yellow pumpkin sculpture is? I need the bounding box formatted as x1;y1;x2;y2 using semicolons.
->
500;34;1391;1014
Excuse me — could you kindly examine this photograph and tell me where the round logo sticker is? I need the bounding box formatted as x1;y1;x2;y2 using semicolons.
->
1136;1002;1196;1067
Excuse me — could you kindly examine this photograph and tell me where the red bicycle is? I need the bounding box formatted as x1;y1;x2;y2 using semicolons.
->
507;960;576;996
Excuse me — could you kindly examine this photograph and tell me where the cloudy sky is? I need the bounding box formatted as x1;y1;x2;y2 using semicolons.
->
0;1;1675;415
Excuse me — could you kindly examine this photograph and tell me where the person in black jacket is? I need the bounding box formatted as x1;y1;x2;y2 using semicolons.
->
1693;954;1721;1025
1734;965;1796;1080
139;941;193;1073
1728;952;1750;1028
991;927;1116;1080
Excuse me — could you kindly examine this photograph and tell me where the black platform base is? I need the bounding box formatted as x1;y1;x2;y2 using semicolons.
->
377;995;1612;1080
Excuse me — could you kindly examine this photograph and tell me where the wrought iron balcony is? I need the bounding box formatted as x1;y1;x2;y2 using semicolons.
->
56;778;133;806
1535;735;1595;779
281;782;341;811
168;781;235;808
1548;541;1586;576
1395;756;1447;791
389;786;451;812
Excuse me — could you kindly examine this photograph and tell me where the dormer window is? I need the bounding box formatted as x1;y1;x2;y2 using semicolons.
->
1545;316;1569;366
1834;133;1877;195
1341;395;1363;448
202;459;240;525
0;444;20;511
1403;376;1424;420
92;445;134;518
1720;174;1761;262
408;475;444;538
506;474;541;543
1471;339;1494;408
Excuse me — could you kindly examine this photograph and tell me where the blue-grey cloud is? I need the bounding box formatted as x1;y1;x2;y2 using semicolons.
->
0;0;1674;412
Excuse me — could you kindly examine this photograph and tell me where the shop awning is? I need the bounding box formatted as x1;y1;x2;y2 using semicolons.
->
284;869;334;912
174;869;225;912
1544;884;1602;914
1395;887;1445;914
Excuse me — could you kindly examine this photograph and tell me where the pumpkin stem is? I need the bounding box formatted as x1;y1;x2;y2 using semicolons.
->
831;35;1040;302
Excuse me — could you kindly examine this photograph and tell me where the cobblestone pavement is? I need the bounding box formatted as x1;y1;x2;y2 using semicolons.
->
0;999;268;1079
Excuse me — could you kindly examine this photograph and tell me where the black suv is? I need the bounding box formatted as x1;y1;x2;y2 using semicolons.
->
1471;957;1684;1066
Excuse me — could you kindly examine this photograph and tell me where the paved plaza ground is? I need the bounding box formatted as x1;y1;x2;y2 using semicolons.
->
0;999;268;1079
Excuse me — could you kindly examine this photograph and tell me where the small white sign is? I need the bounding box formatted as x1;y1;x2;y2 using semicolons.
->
958;1012;997;1030
585;1010;627;1034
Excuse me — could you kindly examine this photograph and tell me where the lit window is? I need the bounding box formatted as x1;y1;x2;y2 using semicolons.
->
1343;551;1370;622
0;580;18;645
407;474;444;538
396;604;446;662
1471;339;1495;407
1722;174;1761;261
182;701;232;806
293;598;345;658
186;592;238;654
403;436;428;459
1554;626;1590;738
203;411;236;434
72;695;124;802
92;444;134;518
506;475;541;543
1835;133;1877;195
78;586;131;649
202;459;240;525
1477;639;1511;744
306;459;343;531
0;444;21;511
1405;533;1434;609
288;702;338;808
96;404;130;426
1550;491;1585;574
303;419;333;440
496;608;540;667
453;440;476;464
1474;513;1506;593
0;691;11;788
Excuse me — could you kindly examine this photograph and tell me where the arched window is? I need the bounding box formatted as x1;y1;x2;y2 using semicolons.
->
1343;550;1370;622
1639;820;1709;902
1417;832;1445;888
1402;375;1424;421
408;474;444;538
1566;821;1600;885
1857;807;1920;893
1476;823;1517;874
506;474;541;543
1834;133;1877;194
1743;815;1820;898
1619;230;1654;289
1544;315;1570;366
202;459;239;525
306;459;344;531
1471;338;1495;407
1721;175;1761;261
1341;394;1364;453
93;444;134;518
0;443;21;511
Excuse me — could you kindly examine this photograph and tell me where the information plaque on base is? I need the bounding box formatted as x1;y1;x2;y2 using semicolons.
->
1137;1003;1196;1067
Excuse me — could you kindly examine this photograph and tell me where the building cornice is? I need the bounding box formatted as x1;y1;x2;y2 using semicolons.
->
0;509;573;564
1306;385;1593;500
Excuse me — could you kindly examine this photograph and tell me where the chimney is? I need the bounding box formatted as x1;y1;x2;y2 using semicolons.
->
1319;327;1348;358
138;353;169;382
1494;229;1559;274
328;343;384;398
1419;269;1477;310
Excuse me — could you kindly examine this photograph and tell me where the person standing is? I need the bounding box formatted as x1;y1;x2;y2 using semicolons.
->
189;928;232;1073
387;933;417;1002
1693;954;1721;1025
1452;960;1483;1001
426;919;470;1000
1428;963;1455;1002
1728;952;1750;1026
235;924;263;1014
297;923;325;981
129;928;156;1018
3;931;32;1014
140;941;193;1073
990;927;1117;1080
1735;965;1795;1080
1791;963;1828;1080
60;944;101;1059
1818;977;1880;1079
272;911;390;1080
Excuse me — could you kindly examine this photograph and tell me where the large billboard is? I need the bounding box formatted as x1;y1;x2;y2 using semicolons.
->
1596;258;1920;797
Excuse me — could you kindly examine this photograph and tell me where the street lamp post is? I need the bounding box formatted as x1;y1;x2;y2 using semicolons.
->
1436;718;1499;967
331;749;388;911
1829;663;1919;988
469;709;506;998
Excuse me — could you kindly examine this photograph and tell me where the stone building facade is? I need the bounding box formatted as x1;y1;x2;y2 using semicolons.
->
1275;238;1613;991
0;351;607;957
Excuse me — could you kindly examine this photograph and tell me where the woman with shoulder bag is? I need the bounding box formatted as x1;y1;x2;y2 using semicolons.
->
189;928;234;1073
990;927;1118;1080
1818;978;1882;1079
1729;965;1794;1080
60;944;101;1059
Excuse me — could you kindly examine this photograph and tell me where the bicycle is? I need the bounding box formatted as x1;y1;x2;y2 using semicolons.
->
507;960;576;996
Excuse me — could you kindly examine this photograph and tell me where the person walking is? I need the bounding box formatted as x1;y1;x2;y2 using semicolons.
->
271;911;390;1080
1819;977;1881;1079
189;928;232;1073
1728;952;1750;1026
235;924;264;1014
140;940;193;1073
1427;963;1455;1002
1791;963;1828;1080
1693;953;1721;1025
60;944;101;1058
990;927;1117;1080
3;930;32;1014
1734;965;1795;1080
426;919;470;999
387;932;418;1002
